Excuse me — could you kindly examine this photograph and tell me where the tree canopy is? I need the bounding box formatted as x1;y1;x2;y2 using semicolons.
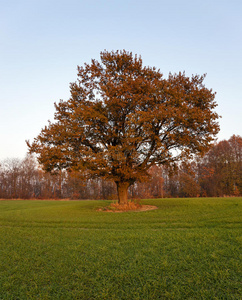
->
27;50;220;204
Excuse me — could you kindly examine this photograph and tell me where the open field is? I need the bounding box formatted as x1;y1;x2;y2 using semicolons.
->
0;198;241;299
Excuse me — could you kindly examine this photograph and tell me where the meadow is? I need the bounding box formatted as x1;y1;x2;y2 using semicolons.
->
0;197;241;299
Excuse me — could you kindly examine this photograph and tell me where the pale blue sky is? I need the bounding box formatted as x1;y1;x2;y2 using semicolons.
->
1;0;241;160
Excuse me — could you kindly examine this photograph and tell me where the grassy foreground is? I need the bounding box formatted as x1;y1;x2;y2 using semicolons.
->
0;198;241;300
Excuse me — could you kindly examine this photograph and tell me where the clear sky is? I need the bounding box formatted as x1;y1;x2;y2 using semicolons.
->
1;0;241;160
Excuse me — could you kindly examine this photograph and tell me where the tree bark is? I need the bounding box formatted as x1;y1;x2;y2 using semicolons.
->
116;182;130;205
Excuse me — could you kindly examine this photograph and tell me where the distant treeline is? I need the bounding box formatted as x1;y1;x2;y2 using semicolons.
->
0;135;241;199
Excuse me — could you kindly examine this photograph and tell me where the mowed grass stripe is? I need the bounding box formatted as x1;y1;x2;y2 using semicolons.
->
0;198;241;299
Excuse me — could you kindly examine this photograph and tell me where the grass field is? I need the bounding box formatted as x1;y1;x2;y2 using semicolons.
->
0;198;241;299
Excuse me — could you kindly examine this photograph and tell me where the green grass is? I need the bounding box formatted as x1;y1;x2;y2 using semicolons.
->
0;198;241;299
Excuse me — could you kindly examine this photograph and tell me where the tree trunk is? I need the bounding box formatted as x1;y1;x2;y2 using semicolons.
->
116;182;130;205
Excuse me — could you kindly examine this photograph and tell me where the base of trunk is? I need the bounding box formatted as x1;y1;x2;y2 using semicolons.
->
116;182;130;205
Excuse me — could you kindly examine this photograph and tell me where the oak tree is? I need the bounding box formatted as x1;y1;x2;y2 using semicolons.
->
27;50;220;204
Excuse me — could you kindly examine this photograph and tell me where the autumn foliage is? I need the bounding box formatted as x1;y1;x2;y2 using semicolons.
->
27;50;220;204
